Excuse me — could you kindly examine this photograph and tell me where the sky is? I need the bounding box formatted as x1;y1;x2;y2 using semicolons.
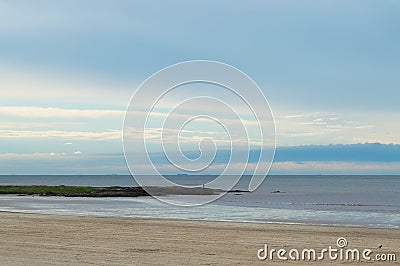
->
0;0;399;175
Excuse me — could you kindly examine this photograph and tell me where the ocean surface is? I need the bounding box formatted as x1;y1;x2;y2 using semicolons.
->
0;175;399;228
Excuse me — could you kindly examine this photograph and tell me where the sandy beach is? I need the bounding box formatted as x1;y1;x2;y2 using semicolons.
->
0;212;398;265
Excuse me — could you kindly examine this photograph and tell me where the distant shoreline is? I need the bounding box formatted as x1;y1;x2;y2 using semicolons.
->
0;185;223;197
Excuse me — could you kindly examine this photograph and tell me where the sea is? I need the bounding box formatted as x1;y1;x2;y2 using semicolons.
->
0;175;399;229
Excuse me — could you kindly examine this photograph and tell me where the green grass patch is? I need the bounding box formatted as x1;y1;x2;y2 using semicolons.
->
0;185;96;196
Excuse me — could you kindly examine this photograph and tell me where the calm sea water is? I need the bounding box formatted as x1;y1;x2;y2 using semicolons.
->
0;175;399;228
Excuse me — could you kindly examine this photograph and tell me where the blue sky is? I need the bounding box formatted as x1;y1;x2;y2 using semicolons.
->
0;0;399;174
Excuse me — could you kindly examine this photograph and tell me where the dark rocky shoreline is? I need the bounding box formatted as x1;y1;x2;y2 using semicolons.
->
0;185;223;197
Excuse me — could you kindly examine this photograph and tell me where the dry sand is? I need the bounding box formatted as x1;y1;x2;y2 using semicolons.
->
0;212;398;265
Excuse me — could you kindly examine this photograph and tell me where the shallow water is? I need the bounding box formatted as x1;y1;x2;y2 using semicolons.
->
0;175;399;228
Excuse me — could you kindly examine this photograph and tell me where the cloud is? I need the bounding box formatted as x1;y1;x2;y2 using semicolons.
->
283;112;338;119
0;64;132;108
0;106;263;130
1;142;399;174
0;152;78;158
326;124;374;130
273;110;391;146
0;152;128;175
0;106;124;118
270;161;400;175
143;143;400;173
1;121;85;129
284;114;306;119
0;129;121;140
124;126;266;148
274;143;400;162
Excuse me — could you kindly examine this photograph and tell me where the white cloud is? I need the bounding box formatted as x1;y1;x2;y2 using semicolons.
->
0;129;121;140
0;152;71;158
0;106;124;118
272;109;396;146
0;121;85;129
283;112;338;119
270;161;400;175
0;65;132;108
284;114;306;119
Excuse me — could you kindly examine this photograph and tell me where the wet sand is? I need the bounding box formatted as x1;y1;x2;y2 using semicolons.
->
0;212;398;265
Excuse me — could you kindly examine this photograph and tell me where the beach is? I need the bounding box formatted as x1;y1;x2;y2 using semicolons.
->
0;212;398;265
